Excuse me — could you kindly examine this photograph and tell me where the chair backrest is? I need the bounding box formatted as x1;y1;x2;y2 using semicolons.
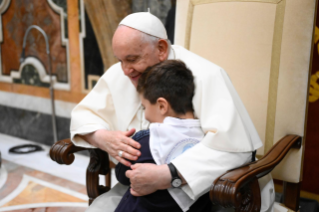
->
175;0;316;187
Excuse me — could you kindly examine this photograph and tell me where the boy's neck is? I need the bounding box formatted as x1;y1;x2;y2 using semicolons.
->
170;111;195;119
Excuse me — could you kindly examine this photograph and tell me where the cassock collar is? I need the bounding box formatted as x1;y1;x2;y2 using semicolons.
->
168;47;176;60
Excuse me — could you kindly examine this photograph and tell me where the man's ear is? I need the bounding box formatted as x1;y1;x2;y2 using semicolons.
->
157;39;169;61
157;97;169;115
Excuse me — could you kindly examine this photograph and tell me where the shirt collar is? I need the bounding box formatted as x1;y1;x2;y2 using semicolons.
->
163;116;201;127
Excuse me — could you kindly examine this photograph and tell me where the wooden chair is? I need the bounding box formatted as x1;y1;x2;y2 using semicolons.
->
50;0;316;211
173;0;316;211
50;134;301;211
210;134;302;211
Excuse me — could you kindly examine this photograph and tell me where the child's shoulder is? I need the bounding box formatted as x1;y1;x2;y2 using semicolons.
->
132;130;153;161
132;129;150;141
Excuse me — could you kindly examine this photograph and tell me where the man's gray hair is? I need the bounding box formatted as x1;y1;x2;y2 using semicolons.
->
117;25;172;55
139;31;172;55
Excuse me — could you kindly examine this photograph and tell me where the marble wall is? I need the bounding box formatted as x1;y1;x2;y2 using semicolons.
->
0;105;70;146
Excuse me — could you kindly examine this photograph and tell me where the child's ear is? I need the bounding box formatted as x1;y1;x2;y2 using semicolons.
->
157;97;169;115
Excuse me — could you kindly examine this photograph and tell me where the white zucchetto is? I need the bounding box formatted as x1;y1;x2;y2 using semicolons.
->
119;12;168;39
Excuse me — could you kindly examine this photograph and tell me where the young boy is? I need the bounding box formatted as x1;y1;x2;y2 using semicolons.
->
114;60;211;212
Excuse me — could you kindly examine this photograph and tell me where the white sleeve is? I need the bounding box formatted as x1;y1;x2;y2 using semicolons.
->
192;68;262;153
171;142;251;200
70;73;117;148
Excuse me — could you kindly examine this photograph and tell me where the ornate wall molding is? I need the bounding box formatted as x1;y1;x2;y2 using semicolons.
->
0;0;11;83
0;0;88;91
0;90;77;118
10;57;69;90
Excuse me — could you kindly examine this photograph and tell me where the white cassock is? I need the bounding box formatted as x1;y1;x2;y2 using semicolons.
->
71;45;275;212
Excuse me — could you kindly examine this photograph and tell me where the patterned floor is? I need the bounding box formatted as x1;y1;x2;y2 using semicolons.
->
0;159;87;211
0;133;117;212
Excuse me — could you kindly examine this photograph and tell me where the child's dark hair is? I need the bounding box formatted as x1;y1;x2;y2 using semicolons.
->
137;60;194;114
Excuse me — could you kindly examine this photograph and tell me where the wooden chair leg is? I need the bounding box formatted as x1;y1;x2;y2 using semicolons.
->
105;170;111;188
87;149;111;205
283;181;301;211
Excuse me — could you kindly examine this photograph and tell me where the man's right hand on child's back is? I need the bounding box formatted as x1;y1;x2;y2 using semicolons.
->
81;129;141;167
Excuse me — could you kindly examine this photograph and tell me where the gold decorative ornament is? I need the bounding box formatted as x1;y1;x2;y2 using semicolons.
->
309;71;319;102
309;26;319;103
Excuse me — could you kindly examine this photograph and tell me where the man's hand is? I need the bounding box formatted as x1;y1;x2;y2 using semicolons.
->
82;129;141;167
126;163;171;196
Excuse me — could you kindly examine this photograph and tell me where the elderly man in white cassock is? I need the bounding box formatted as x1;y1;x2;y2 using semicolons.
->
71;12;275;212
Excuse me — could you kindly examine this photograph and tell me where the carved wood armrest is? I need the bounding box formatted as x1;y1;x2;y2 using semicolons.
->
50;139;111;205
50;139;88;165
210;134;302;212
86;148;111;204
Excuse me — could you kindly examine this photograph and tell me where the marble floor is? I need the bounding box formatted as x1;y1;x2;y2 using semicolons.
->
0;133;118;212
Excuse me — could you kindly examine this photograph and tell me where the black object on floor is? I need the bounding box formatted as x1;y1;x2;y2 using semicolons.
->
276;192;319;212
9;144;44;154
300;197;319;212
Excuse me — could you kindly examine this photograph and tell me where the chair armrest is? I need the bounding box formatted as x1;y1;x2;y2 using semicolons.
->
50;138;111;205
210;134;301;211
50;138;88;165
87;148;111;204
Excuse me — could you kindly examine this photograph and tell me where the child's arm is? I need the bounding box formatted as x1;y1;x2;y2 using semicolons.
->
115;162;131;186
115;131;153;186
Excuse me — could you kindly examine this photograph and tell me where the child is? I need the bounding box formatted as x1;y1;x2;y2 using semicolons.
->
114;60;211;212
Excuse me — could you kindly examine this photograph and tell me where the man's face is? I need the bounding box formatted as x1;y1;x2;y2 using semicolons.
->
112;26;162;87
140;95;164;123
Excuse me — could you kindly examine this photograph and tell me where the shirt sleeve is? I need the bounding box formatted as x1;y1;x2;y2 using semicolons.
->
115;134;154;186
70;72;117;148
171;142;251;200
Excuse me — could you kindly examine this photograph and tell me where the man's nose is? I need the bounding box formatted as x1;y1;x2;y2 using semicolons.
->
122;63;133;76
